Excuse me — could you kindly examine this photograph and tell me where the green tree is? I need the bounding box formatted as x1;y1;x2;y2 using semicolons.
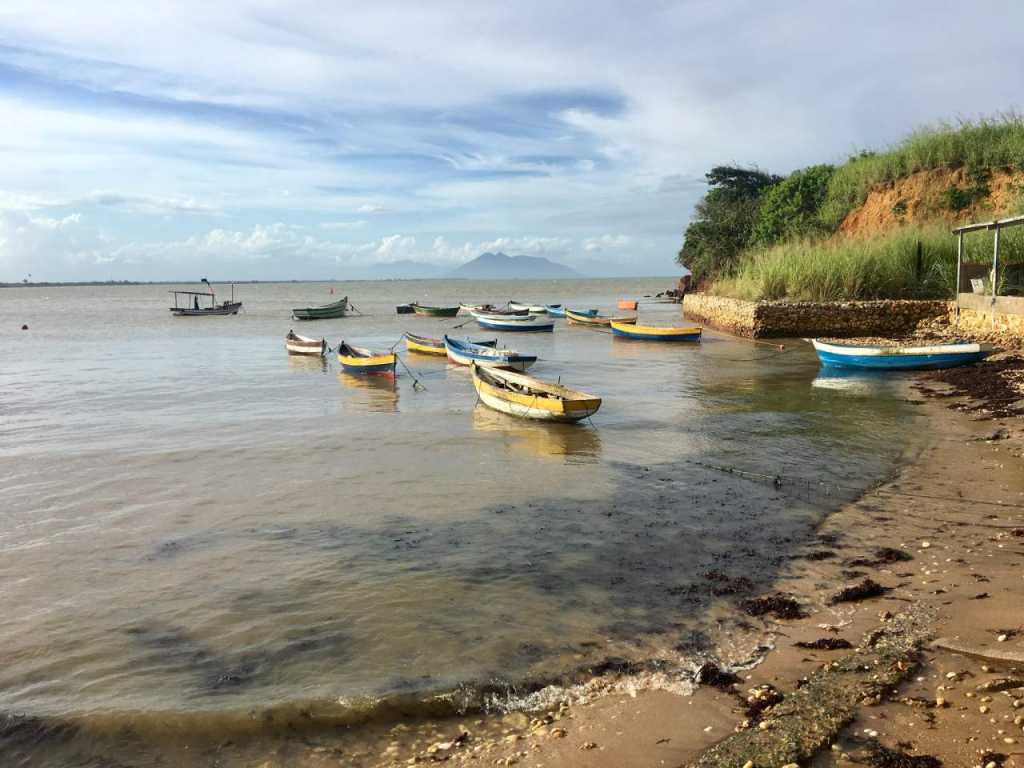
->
677;166;781;281
752;164;835;246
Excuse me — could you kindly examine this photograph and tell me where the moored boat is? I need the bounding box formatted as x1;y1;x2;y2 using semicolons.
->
618;299;638;311
610;320;702;341
396;304;415;314
444;335;537;371
565;310;636;327
810;339;994;371
509;301;549;314
547;306;596;318
337;341;397;375
470;363;601;422
411;303;460;317
168;282;242;316
286;330;327;356
474;313;554;332
405;332;496;356
292;296;348;320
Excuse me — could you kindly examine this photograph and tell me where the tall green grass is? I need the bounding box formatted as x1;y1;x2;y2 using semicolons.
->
819;114;1024;229
712;227;958;302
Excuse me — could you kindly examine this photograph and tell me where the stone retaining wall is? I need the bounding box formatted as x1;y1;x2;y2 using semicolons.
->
682;293;949;338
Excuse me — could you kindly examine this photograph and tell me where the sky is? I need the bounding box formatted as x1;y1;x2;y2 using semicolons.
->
1;1;1023;281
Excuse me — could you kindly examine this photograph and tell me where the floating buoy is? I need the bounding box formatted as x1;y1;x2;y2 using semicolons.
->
21;324;28;330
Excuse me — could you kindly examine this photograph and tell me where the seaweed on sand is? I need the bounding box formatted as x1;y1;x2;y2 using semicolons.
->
829;578;890;604
739;593;806;620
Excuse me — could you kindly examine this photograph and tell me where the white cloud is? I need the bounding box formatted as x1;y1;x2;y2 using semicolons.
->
356;203;386;214
318;220;366;230
582;234;630;253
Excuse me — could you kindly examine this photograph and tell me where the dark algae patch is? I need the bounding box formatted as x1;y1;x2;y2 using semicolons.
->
739;592;806;620
865;741;942;768
848;547;914;568
829;578;891;604
794;637;854;650
688;606;935;768
915;355;1024;419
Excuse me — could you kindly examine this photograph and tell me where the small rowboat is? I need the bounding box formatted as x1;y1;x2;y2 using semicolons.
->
509;301;550;314
810;339;994;371
470;363;601;422
292;296;348;320
548;306;596;318
444;335;537;371
411;303;460;317
337;341;397;375
474;313;554;332
468;305;529;317
566;310;637;327
405;332;496;356
610;320;702;342
286;330;327;356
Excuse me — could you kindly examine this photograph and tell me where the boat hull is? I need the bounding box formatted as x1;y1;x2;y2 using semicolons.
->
475;315;554;332
405;335;447;355
169;302;242;316
411;305;460;317
337;343;397;375
509;302;548;314
470;364;601;423
396;304;415;314
811;339;992;370
286;333;326;355
444;339;536;371
610;321;702;341
292;297;348;320
566;311;635;326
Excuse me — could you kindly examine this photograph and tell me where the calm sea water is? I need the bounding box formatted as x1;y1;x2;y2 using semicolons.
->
0;279;924;766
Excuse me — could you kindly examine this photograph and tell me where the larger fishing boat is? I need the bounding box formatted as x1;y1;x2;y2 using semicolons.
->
470;363;601;422
168;282;242;316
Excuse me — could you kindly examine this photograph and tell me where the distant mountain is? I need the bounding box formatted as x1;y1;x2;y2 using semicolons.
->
448;252;580;280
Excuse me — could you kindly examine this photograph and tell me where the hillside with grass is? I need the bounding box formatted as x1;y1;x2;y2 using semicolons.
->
679;115;1024;301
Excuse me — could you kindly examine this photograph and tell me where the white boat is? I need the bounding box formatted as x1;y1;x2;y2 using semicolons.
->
286;330;327;356
444;336;537;371
470;363;602;422
474;313;554;332
509;301;549;314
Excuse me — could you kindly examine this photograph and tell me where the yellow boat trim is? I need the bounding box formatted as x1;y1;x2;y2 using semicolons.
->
405;338;445;355
471;367;601;415
337;352;396;367
610;321;703;336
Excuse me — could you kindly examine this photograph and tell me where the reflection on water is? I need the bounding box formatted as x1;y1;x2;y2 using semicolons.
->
287;354;328;374
811;366;906;396
471;406;602;462
337;371;400;412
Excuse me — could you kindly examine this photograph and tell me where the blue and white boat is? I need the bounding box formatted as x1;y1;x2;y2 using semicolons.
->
444;335;538;371
474;313;554;332
545;305;596;318
810;339;993;370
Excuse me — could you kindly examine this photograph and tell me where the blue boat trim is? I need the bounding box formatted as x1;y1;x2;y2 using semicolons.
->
811;339;993;371
476;319;553;332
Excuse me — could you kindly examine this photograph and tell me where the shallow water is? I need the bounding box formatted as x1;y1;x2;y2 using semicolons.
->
0;279;925;765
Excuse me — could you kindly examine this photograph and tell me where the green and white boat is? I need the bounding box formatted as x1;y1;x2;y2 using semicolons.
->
292;296;348;321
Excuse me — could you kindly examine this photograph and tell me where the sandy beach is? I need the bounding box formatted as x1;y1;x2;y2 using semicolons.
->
367;352;1024;768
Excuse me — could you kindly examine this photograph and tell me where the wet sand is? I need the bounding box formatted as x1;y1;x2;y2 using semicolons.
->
395;355;1024;768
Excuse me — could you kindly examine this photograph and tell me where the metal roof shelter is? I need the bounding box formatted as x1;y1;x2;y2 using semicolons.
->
952;213;1024;308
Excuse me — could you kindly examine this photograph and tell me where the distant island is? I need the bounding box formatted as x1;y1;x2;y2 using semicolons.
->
447;252;580;279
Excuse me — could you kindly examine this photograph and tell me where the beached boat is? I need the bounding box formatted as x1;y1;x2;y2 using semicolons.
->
292;296;348;320
509;301;550;314
610;320;702;341
810;339;993;370
444;336;537;371
411;303;460;318
405;332;496;356
286;330;327;356
474;313;554;332
337;341;397;375
546;306;596;318
565;310;636;327
470;363;602;422
168;283;242;316
468;306;529;318
396;304;415;314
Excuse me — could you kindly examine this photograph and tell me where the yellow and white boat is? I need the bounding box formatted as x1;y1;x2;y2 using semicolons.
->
609;320;702;341
470;363;602;423
566;309;637;327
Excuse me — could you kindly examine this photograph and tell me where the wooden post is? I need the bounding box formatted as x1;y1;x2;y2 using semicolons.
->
955;231;963;318
992;225;1000;328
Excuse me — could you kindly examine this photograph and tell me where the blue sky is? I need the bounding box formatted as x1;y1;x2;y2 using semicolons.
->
1;0;1023;281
